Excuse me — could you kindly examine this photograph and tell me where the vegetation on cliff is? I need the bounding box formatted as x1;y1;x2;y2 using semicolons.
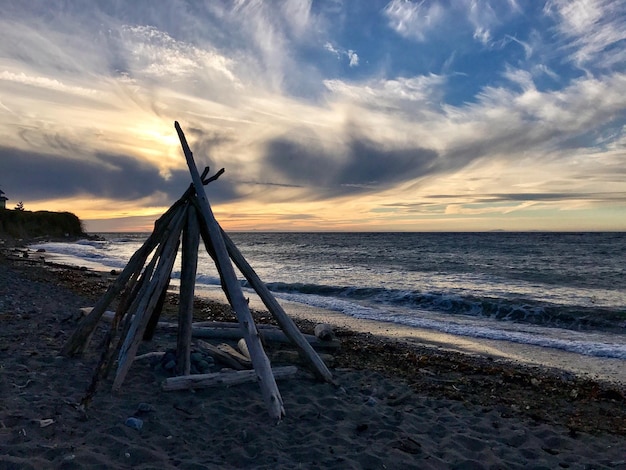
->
0;209;86;240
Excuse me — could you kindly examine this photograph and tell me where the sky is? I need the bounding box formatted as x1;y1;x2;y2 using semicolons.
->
0;0;625;232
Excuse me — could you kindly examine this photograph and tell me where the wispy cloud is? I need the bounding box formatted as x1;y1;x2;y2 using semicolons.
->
383;0;445;41
545;0;626;69
120;26;237;82
0;71;98;96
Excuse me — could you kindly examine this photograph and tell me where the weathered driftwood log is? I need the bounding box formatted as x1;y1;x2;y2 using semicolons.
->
162;366;298;391
217;343;252;367
190;326;340;349
188;321;280;330
143;278;170;341
87;311;286;333
177;205;200;376
110;265;142;330
196;340;250;370
101;252;162;381
81;310;340;350
221;230;333;383
176;121;285;421
109;215;176;367
135;351;165;361
113;206;186;391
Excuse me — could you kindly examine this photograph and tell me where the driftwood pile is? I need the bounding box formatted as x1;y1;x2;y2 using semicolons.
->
61;122;332;421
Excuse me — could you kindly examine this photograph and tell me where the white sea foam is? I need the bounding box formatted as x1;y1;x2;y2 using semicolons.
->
273;291;626;359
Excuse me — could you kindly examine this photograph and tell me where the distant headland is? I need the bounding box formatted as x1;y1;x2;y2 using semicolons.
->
0;208;88;244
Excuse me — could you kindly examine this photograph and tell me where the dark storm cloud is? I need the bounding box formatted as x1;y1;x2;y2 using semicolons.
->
185;126;235;164
0;146;238;203
261;134;439;198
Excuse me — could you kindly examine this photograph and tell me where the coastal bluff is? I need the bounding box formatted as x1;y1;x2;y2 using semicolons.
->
0;209;86;242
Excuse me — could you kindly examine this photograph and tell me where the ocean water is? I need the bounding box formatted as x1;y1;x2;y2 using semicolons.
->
29;232;626;360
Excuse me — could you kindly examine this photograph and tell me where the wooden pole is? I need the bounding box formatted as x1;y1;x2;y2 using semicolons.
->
175;121;285;422
80;246;164;403
176;205;200;376
143;278;170;341
96;248;164;383
221;230;333;382
113;206;186;391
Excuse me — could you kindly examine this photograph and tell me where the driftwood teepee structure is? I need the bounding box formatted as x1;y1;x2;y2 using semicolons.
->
61;122;332;421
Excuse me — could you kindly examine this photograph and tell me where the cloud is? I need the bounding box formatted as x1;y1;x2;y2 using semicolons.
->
533;64;560;82
324;42;359;67
324;42;340;57
383;0;446;41
503;67;536;92
347;50;360;67
444;72;626;158
505;35;533;59
545;0;626;69
473;27;492;45
120;25;237;82
467;0;498;46
427;191;626;203
260;131;439;199
0;71;98;96
324;74;446;113
0;145;237;204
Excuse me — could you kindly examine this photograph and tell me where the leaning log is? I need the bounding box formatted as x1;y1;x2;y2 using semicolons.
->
162;366;298;391
176;205;200;376
113;206;186;391
176;121;285;421
221;230;333;383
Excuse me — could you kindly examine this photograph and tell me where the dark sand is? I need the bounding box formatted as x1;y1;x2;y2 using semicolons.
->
1;246;625;469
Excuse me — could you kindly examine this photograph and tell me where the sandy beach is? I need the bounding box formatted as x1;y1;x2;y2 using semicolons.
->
1;246;625;469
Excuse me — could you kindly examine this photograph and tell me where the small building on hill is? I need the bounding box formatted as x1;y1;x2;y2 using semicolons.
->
0;189;7;210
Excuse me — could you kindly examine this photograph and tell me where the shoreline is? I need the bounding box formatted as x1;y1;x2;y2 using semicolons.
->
2;246;626;468
194;285;626;385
